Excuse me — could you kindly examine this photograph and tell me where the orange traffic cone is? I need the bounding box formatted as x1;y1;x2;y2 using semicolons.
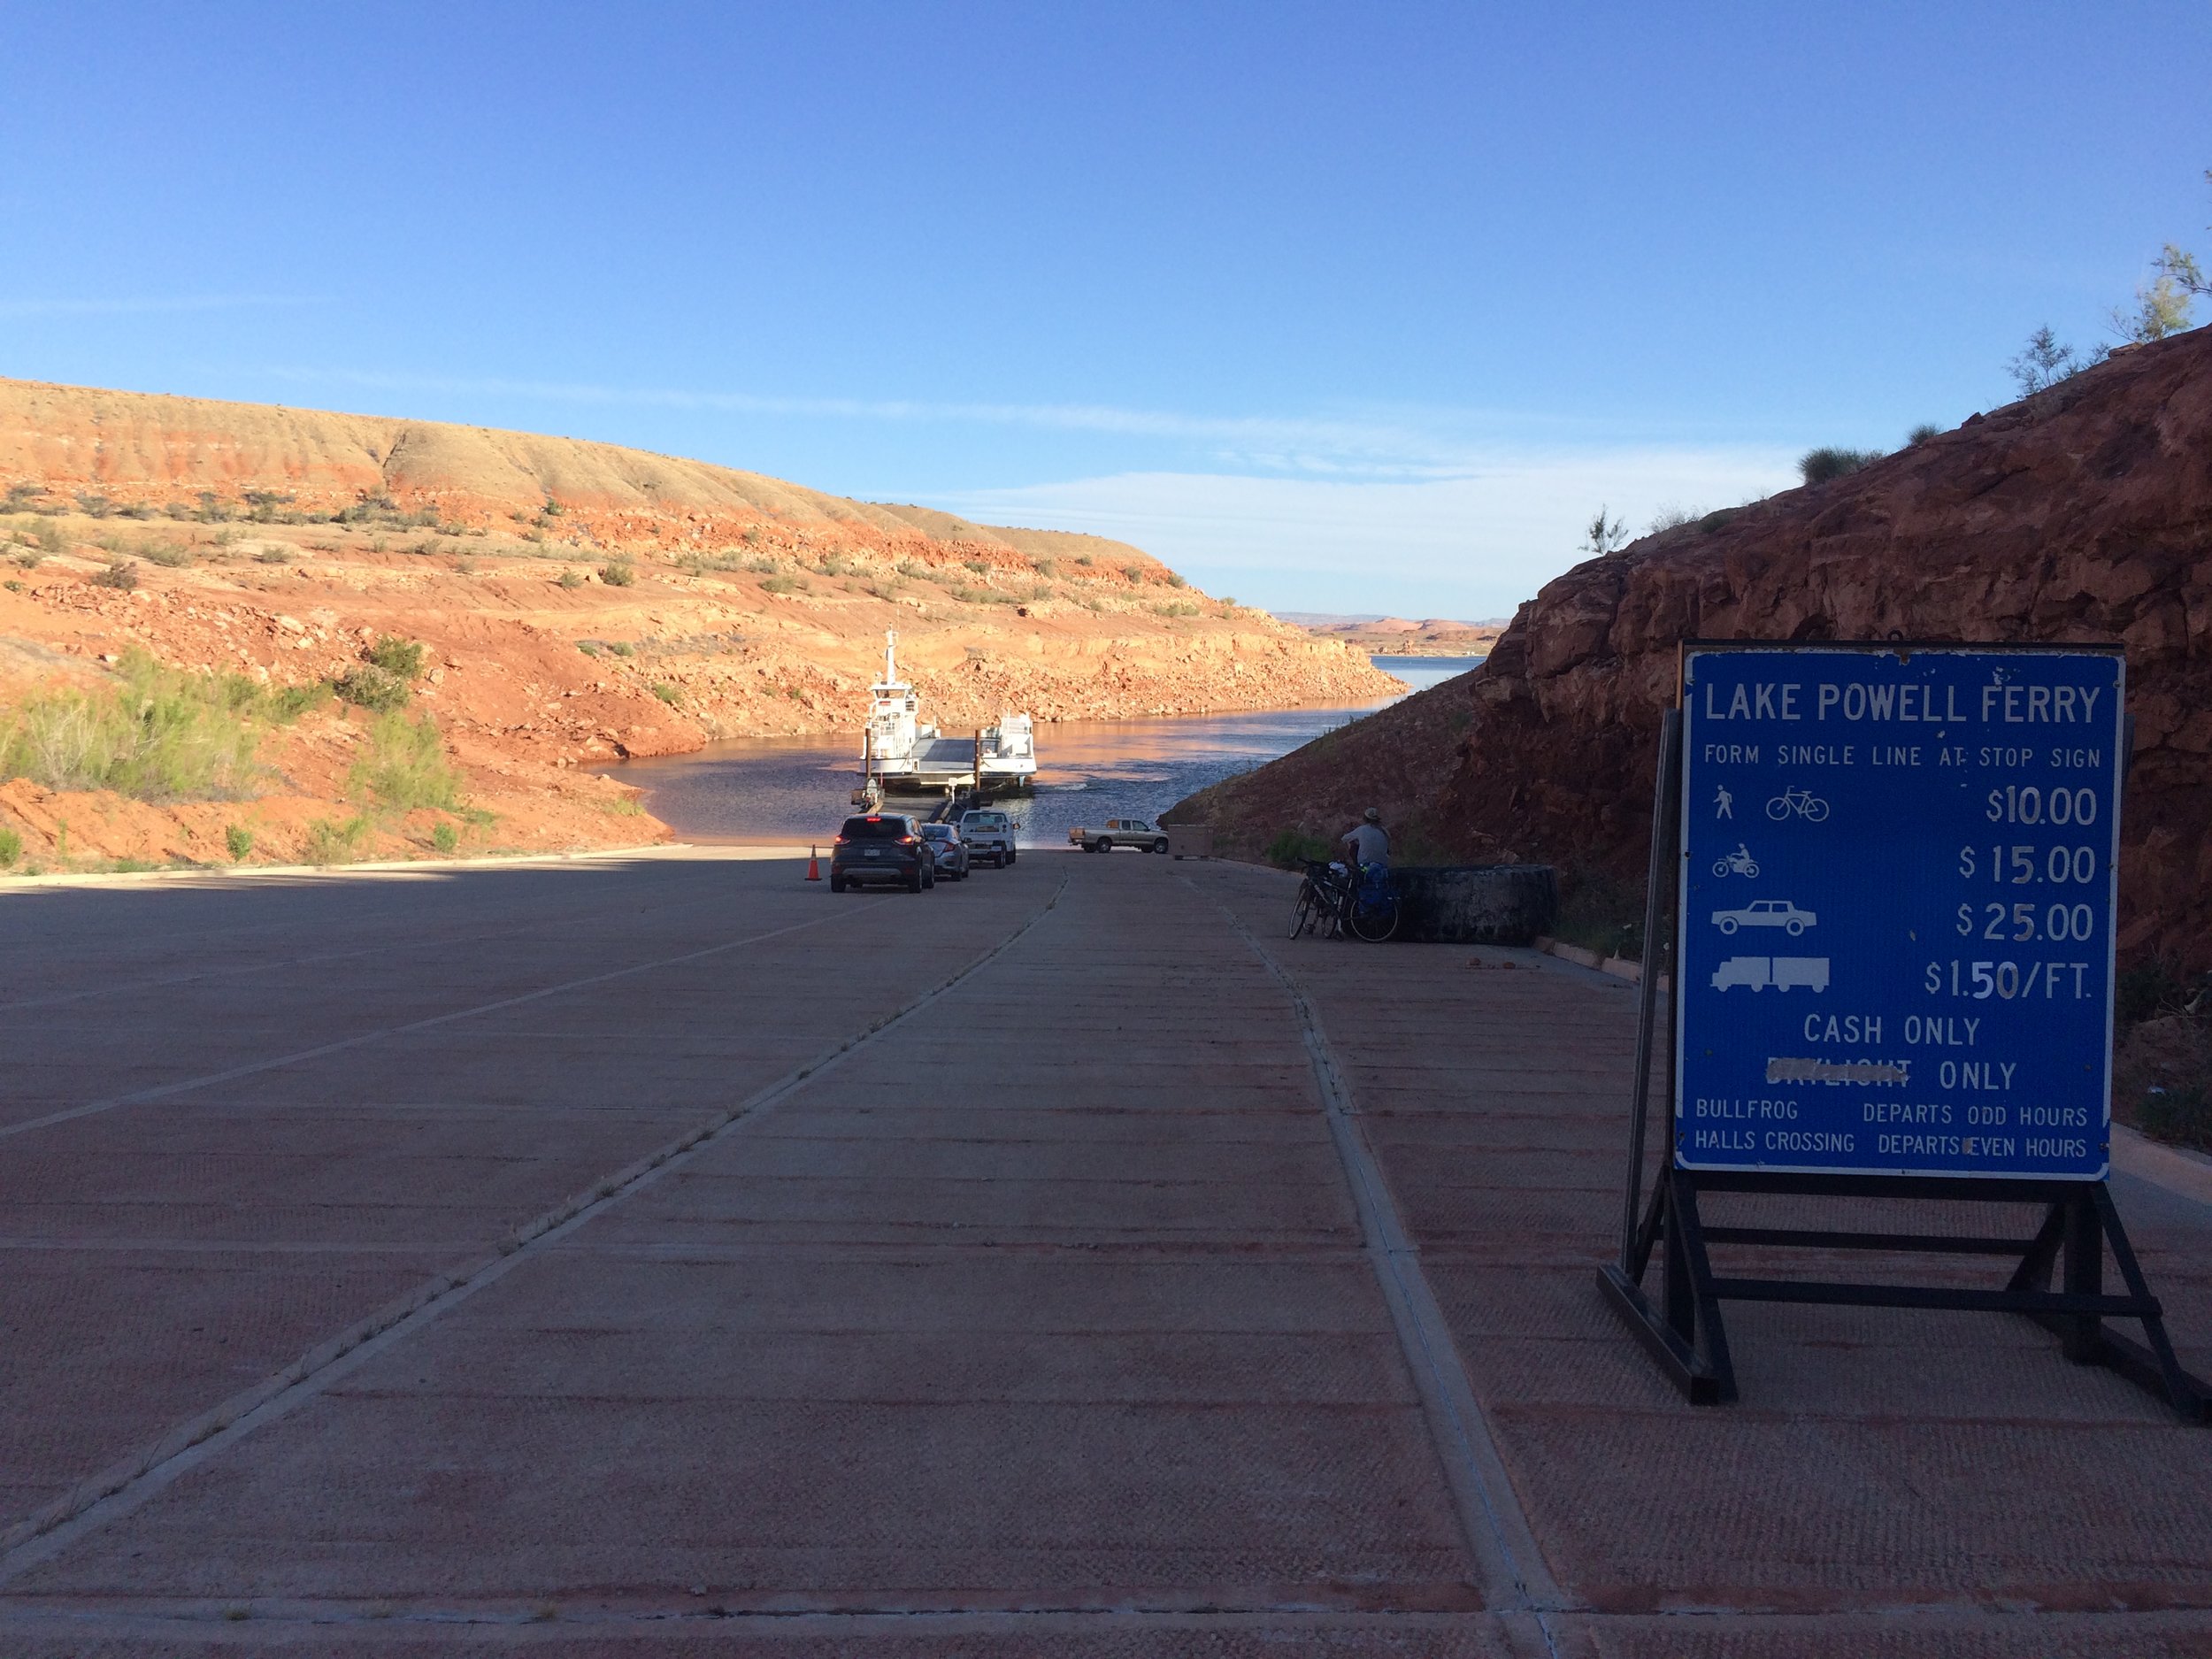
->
806;844;821;881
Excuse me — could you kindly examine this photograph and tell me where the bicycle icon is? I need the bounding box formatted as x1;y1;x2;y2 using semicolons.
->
1766;786;1829;822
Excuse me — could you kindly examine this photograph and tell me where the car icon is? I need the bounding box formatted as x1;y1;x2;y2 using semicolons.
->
1710;898;1816;936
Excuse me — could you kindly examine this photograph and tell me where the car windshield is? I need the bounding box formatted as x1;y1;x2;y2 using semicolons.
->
921;825;953;840
841;817;908;841
965;814;1005;829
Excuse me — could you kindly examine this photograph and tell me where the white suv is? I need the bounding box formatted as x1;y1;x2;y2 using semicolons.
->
957;809;1018;868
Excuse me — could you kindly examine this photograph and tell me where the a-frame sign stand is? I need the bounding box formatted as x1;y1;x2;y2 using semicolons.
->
1598;679;2208;1422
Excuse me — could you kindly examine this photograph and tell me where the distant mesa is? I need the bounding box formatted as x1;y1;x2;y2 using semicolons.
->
1274;611;1507;657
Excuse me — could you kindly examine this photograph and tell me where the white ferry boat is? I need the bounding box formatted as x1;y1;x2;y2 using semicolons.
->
862;631;1037;794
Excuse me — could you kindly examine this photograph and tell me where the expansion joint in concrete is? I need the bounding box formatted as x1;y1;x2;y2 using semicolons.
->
0;889;895;1144
1189;877;1573;1638
0;874;1071;1586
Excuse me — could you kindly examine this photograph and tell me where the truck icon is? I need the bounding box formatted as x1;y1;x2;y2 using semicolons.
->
1711;898;1816;936
1711;956;1830;993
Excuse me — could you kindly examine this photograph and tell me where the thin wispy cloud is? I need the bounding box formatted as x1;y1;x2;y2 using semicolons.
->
258;365;1662;481
0;294;328;319
929;451;1801;616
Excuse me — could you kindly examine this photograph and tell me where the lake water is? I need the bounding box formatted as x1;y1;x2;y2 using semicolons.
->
609;654;1482;846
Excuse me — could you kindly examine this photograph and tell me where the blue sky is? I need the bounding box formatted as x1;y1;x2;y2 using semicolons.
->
3;3;2206;616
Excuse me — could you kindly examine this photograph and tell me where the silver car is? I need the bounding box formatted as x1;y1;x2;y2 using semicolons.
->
919;822;971;879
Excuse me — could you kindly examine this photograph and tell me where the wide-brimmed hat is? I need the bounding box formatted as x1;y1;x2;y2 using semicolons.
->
1363;807;1381;823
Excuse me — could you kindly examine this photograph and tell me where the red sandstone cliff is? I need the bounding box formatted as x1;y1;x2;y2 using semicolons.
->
1172;326;2212;970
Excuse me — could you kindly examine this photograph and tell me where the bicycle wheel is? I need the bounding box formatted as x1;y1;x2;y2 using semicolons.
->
1804;798;1829;821
1348;895;1401;943
1290;882;1317;938
1766;796;1791;820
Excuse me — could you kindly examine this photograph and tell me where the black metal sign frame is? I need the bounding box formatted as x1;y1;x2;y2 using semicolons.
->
1597;680;2208;1421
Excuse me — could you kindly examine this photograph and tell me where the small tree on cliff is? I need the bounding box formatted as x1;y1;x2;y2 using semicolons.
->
2008;326;2104;396
1579;507;1628;557
2111;273;2195;343
2149;168;2210;303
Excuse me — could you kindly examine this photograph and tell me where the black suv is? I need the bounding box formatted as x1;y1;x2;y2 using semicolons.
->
829;813;937;892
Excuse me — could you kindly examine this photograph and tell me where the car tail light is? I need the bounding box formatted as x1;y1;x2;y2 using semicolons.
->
899;834;917;845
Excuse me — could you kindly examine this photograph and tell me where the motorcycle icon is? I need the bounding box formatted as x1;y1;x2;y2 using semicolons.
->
1711;842;1760;879
1766;786;1830;822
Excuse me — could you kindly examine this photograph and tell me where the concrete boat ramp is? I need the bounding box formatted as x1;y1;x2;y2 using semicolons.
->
1;849;2208;1655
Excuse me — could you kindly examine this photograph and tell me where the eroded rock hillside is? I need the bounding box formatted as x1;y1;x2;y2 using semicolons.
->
1172;326;2212;970
0;377;1394;867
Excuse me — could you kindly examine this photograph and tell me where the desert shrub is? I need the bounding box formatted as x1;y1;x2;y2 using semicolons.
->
225;823;254;862
137;541;195;567
91;561;138;590
604;640;635;657
4;485;48;511
1073;553;1094;566
557;568;585;588
2139;1085;2212;1151
349;710;463;812
1697;509;1738;532
1156;600;1201;618
263;680;330;721
0;826;19;865
9;517;67;557
651;682;680;705
1799;447;1884;486
365;636;427;680
433;821;459;853
1163;571;1186;588
600;558;635;587
577;641;602;657
1646;504;1702;534
0;650;266;799
2116;958;2195;1025
1264;829;1333;869
333;664;411;713
254;547;293;565
760;574;807;595
1908;423;1943;446
1551;869;1654;962
75;492;115;518
303;815;371;864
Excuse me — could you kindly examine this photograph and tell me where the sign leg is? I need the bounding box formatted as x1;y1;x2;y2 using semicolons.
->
2061;1188;2103;1363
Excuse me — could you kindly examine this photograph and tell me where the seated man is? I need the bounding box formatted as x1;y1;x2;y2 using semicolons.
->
1341;806;1390;871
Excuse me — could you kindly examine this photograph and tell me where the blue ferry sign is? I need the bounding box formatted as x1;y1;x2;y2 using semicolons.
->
1675;644;2124;1180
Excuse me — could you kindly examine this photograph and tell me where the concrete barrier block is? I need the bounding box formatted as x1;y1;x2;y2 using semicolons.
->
1167;826;1214;859
1392;864;1558;945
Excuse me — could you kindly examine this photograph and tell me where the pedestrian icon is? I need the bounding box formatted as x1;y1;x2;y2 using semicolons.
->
1715;785;1733;819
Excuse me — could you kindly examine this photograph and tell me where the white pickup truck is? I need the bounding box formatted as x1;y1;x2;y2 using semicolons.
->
1070;817;1171;854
